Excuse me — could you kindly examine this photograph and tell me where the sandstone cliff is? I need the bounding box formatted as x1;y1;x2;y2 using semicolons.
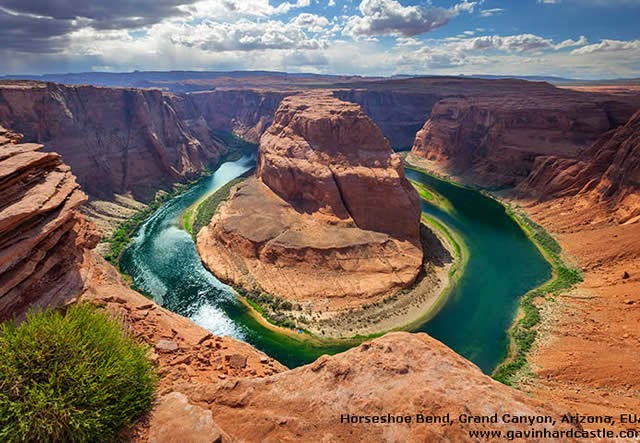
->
409;85;640;188
197;93;423;313
0;125;98;319
524;109;640;223
0;81;227;201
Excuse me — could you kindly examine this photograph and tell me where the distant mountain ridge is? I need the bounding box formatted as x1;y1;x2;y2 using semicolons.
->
2;70;639;91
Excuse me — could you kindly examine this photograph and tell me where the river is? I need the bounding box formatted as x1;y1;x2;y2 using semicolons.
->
120;156;551;373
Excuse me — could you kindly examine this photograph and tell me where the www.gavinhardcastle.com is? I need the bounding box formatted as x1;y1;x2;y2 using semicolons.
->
339;412;640;440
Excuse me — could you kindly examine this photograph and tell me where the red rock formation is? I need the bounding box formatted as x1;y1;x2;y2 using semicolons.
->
411;96;610;187
524;109;640;222
258;92;421;240
0;81;228;200
183;332;580;442
197;93;423;310
0;125;98;319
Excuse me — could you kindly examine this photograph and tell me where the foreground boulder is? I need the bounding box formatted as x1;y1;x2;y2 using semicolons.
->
197;93;423;310
184;332;581;442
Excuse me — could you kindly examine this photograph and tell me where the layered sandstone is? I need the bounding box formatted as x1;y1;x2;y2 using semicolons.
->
524;109;640;223
181;332;581;442
0;125;98;319
409;88;640;188
197;93;423;313
0;81;227;201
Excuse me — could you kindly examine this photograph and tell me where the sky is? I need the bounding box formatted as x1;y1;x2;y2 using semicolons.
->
1;0;639;79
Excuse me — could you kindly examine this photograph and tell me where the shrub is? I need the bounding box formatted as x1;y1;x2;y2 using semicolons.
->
0;304;157;442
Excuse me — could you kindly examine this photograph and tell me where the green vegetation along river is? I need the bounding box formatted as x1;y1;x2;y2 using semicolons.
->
120;156;551;372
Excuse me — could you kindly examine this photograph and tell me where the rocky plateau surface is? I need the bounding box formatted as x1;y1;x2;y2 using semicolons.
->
197;93;424;312
179;332;581;442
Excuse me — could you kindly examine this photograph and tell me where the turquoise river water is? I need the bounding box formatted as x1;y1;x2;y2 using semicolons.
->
120;156;551;373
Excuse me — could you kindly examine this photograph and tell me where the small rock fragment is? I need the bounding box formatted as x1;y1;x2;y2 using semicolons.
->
228;354;248;369
156;339;179;353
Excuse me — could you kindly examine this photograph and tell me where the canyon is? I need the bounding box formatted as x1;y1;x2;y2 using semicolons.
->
1;73;639;440
0;123;581;441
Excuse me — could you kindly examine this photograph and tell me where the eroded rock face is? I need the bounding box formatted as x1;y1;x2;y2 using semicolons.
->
410;91;640;188
198;93;423;307
0;125;98;319
523;109;640;223
0;82;230;201
258;92;421;240
185;332;580;442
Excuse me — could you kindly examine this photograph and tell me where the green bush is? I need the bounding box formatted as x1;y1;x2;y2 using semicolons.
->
0;304;157;442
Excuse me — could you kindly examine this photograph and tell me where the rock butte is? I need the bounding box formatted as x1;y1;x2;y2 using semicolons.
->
197;93;423;310
0;124;581;441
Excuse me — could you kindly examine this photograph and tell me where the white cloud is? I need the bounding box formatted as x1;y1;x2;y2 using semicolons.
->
555;35;587;49
166;19;327;51
290;13;330;33
571;39;640;54
455;34;556;53
343;0;478;38
480;8;506;17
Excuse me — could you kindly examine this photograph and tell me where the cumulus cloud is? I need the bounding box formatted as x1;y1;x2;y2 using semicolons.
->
290;13;330;32
167;19;327;51
343;0;478;38
555;35;588;49
397;32;594;71
455;34;556;53
571;39;640;54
